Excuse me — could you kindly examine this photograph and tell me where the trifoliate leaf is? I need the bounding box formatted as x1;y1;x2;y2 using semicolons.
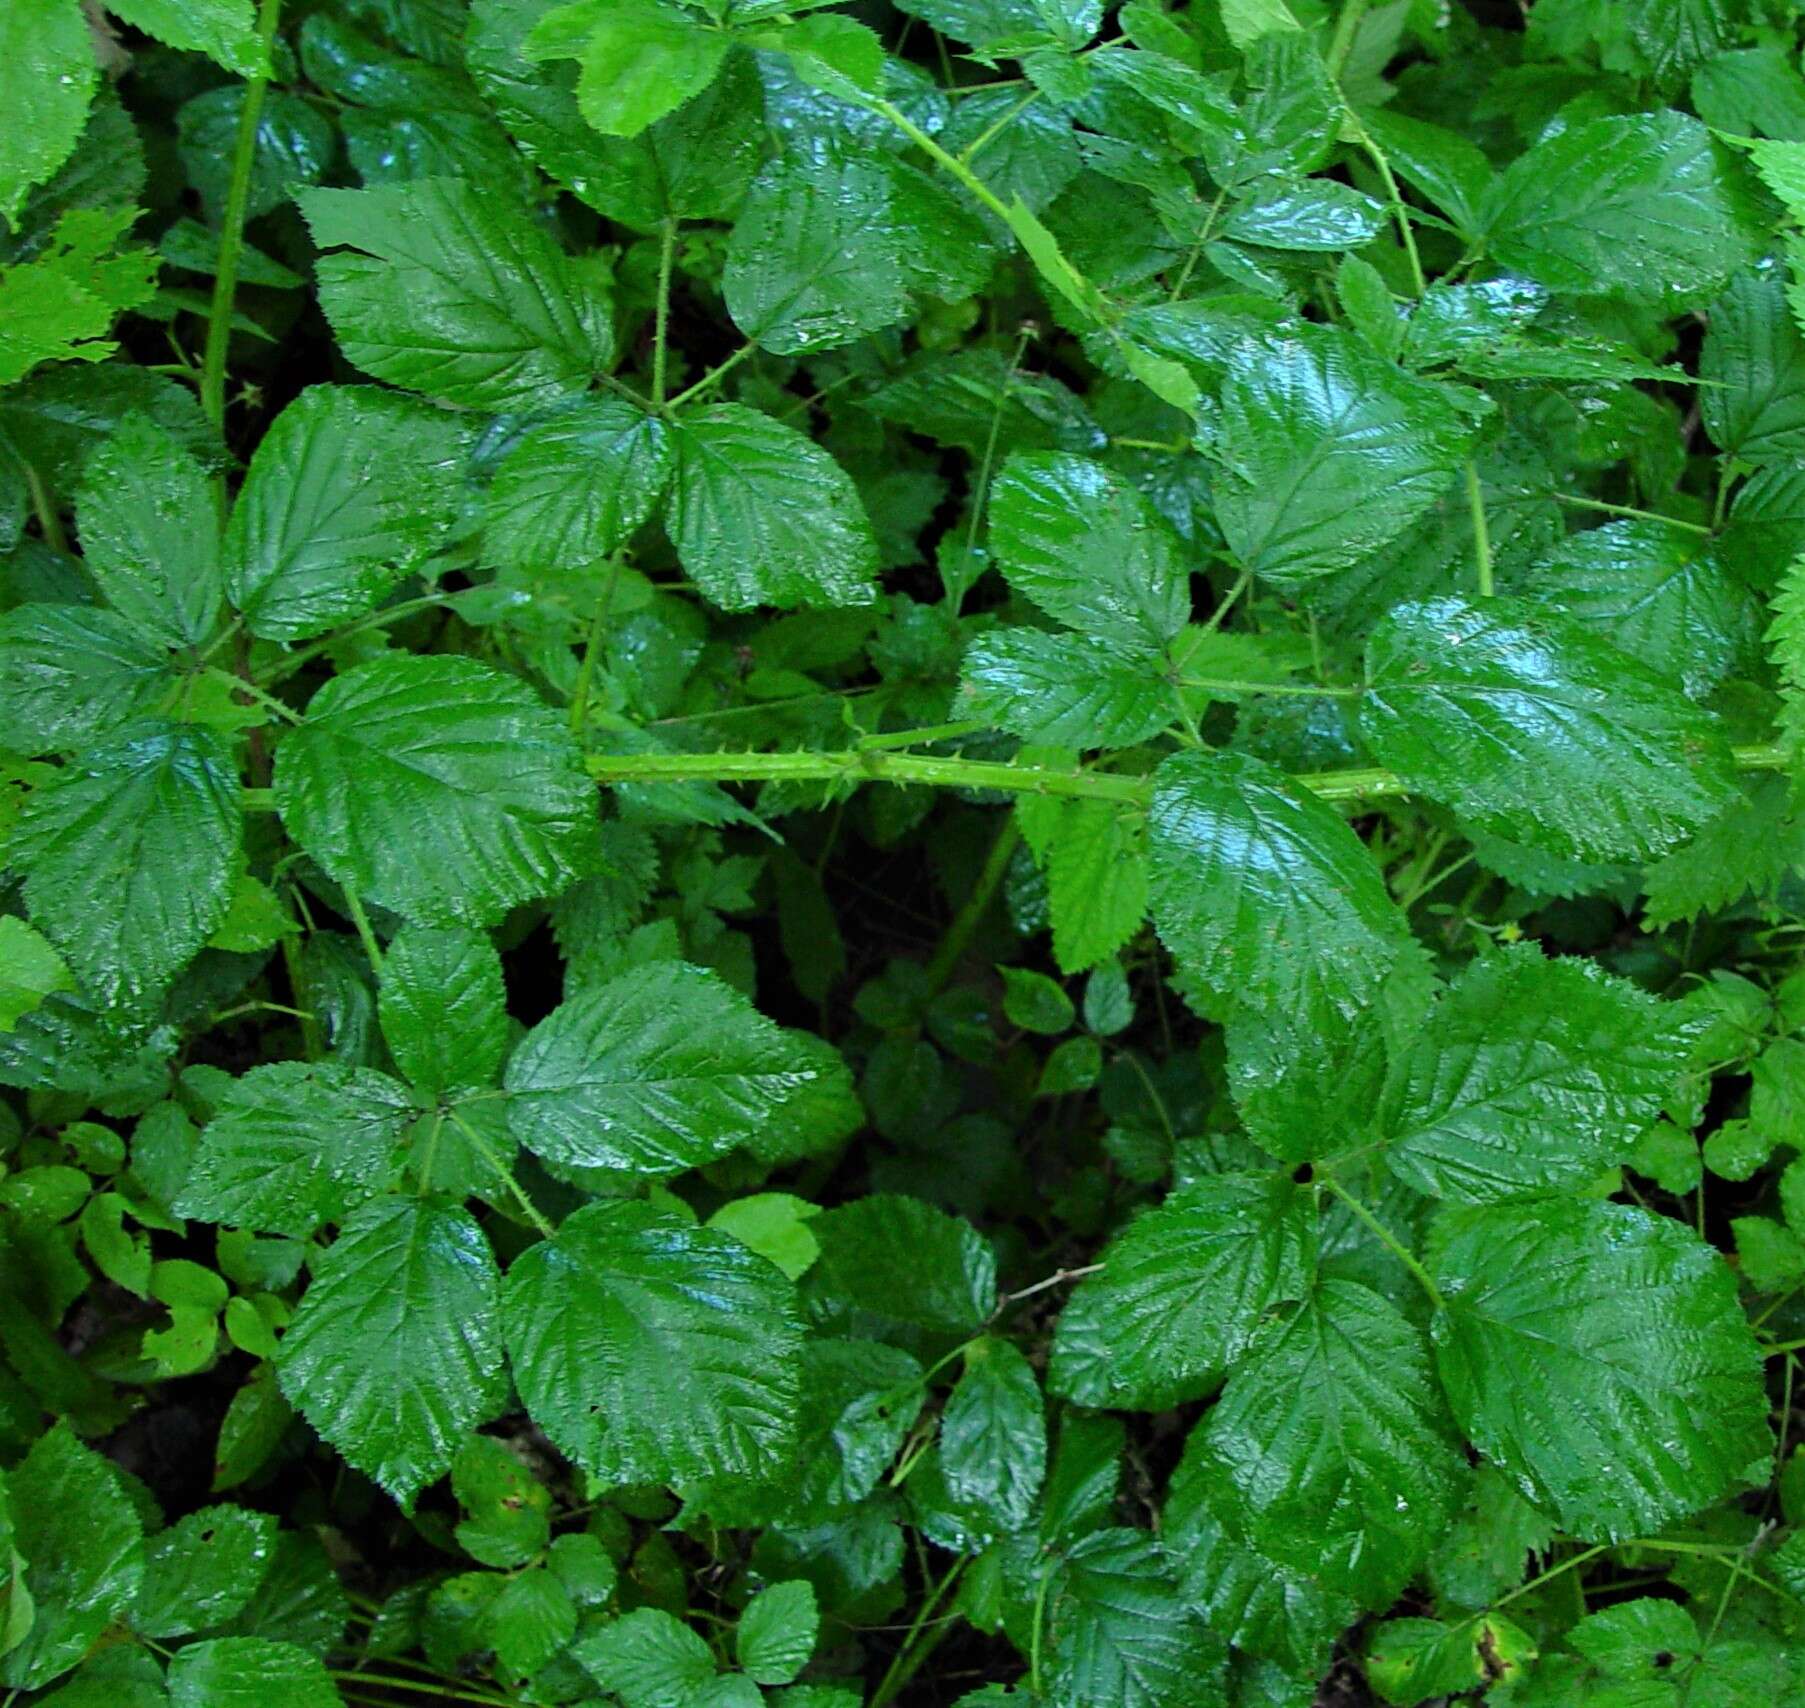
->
223;385;471;643
379;924;508;1100
177;1061;414;1237
1430;1198;1772;1538
503;1202;802;1485
1379;944;1695;1202
14;720;240;1014
1050;1173;1315;1410
665;404;879;611
1359;595;1739;863
300;178;615;410
277;1199;506;1507
504;960;831;1176
274;653;597;927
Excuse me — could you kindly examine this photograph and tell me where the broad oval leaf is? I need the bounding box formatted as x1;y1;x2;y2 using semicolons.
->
0;604;170;752
1430;1198;1772;1539
502;1201;803;1485
165;1636;342;1708
276;1198;506;1507
1359;594;1739;862
940;1337;1046;1536
962;627;1172;749
274;653;596;927
379;924;509;1100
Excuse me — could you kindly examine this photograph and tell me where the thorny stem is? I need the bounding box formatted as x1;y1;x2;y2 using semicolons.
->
651;219;678;407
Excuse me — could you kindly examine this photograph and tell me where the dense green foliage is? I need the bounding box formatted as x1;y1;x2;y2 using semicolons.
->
13;0;1805;1703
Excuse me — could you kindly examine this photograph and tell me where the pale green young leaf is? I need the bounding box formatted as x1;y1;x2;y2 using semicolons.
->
1430;1198;1772;1538
1217;0;1300;49
0;0;97;224
277;1199;506;1507
1380;945;1696;1202
1691;43;1805;141
1147;750;1418;1025
1194;1279;1466;1608
524;0;732;139
962;628;1171;749
1701;266;1805;463
940;1338;1046;1536
0;605;170;753
105;0;270;76
1360;595;1739;863
988;452;1189;649
1044;797;1148;975
176;1061;415;1237
0;209;159;386
15;720;240;1014
1209;326;1483;589
503;1201;802;1485
724;142;906;356
1480;111;1757;299
737;1580;818;1686
164;1637;341;1708
0;917;74;1033
1050;1173;1315;1411
273;653;597;927
379;924;508;1100
505;960;830;1176
1743;136;1805;221
484;398;672;573
131;1504;276;1639
300;178;615;410
223;385;471;642
665;404;879;611
707;1193;820;1281
1767;553;1805;756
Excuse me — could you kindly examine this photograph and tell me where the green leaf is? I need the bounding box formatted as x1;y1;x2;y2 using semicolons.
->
0;0;97;224
1208;325;1483;589
807;1194;996;1339
277;1199;506;1507
524;0;732;140
274;653;597;927
940;1338;1045;1536
503;1201;802;1485
15;720;240;1014
131;1504;276;1639
724;142;906;356
1192;1279;1466;1607
452;1435;551;1569
1480;111;1756;299
105;0;270;76
1701;266;1805;463
1050;1173;1315;1411
1147;750;1418;1025
164;1637;341;1708
578;1606;751;1708
504;960;831;1176
665;404;879;611
379;925;508;1100
1044;797;1149;975
0;918;73;1033
0;1427;144;1692
988;453;1188;649
1430;1198;1772;1538
484;398;672;573
300;178;615;410
75;413;222;648
706;1193;821;1283
176;1061;414;1237
223;385;471;643
1217;0;1300;49
1221;178;1387;251
0;606;171;753
737;1580;818;1686
177;87;334;225
0;210;160;387
1359;595;1739;863
998;965;1073;1035
962;628;1171;749
1379;944;1695;1203
1045;1528;1226;1708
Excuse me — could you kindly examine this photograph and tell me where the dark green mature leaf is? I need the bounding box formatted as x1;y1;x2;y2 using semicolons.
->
1208;325;1483;589
177;1061;414;1237
131;1504;276;1639
1194;1279;1466;1608
0;1427;143;1691
724;142;906;356
1702;266;1805;463
577;1606;745;1708
300;178;615;409
1480;110;1756;299
1045;1527;1226;1708
1147;750;1418;1024
1360;595;1739;863
223;386;471;642
503;1201;802;1485
1050;1173;1314;1410
164;1637;342;1708
807;1194;997;1338
483;398;671;573
0;605;170;752
1381;945;1695;1202
737;1580;818;1687
379;924;508;1099
274;654;596;926
15;720;240;1013
277;1199;505;1507
962;628;1170;749
940;1338;1045;1536
0;0;97;224
1430;1199;1772;1538
504;960;830;1175
989;452;1188;649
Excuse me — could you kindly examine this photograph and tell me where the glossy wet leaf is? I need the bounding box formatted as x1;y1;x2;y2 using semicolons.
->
379;924;509;1099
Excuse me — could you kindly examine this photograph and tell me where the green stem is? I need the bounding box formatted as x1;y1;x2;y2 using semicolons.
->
664;341;754;412
871;97;1013;223
1465;460;1494;598
1028;1559;1056;1699
326;1673;514;1708
341;884;384;977
569;558;623;737
23;463;67;554
1327;0;1373;77
958;89;1041;166
861;718;991;751
651;219;677;407
869;1560;969;1708
1178;677;1361;699
201;0;285;446
260;593;453;685
923;817;1022;995
447;1107;556;1241
1321;1178;1444;1309
203;665;301;725
1490;1544;1608;1612
1550;493;1714;534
